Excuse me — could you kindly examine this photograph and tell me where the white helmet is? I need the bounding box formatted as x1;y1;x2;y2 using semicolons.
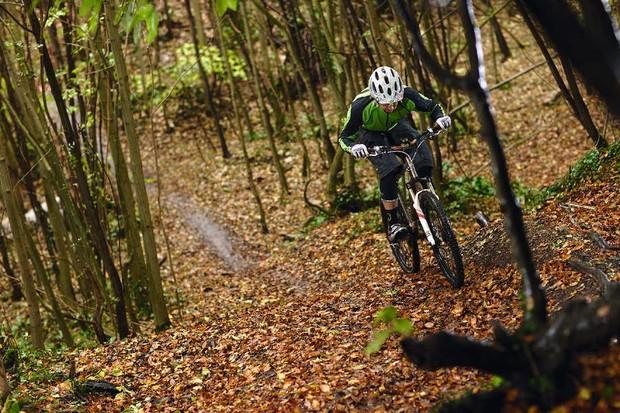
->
369;66;404;104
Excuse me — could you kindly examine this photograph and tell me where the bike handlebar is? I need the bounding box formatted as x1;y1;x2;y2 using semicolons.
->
368;125;446;156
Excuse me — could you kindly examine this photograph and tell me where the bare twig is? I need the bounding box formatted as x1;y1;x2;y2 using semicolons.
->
561;202;595;210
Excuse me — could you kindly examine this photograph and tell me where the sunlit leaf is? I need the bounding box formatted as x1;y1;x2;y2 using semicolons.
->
216;0;238;16
392;318;413;336
364;329;391;354
374;306;398;326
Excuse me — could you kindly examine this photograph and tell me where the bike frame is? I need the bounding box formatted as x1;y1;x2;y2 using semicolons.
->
389;149;437;246
369;127;443;247
399;152;437;246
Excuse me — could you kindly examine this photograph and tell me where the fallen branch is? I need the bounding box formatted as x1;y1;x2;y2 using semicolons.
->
303;179;329;216
76;380;121;395
567;258;611;291
562;202;595;210
401;284;620;410
588;231;620;251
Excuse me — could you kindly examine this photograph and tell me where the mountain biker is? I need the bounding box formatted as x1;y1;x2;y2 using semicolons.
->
339;66;451;242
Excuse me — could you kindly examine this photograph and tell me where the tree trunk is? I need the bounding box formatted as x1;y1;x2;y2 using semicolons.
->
213;3;269;233
103;0;170;331
184;0;232;160
0;137;43;349
241;1;290;200
483;0;511;60
93;28;151;320
394;0;547;332
364;0;393;66
25;0;130;339
515;0;608;149
0;356;10;402
253;0;335;165
43;186;75;306
0;236;22;301
0;31;111;342
390;1;620;410
519;0;620;117
558;55;607;149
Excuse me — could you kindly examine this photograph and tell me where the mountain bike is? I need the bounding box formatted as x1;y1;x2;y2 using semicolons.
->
368;126;464;288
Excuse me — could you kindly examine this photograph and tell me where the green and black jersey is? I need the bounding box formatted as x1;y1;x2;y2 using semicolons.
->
338;86;446;153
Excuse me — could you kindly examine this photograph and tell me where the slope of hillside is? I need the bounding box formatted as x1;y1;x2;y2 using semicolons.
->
8;6;620;412
14;138;618;412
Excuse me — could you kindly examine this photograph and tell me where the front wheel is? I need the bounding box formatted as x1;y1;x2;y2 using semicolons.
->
381;198;420;274
418;191;464;288
380;203;420;274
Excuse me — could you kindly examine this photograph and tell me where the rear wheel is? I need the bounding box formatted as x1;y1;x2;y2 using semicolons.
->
418;190;464;288
381;195;420;274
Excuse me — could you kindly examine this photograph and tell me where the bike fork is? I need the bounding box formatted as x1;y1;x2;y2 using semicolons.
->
413;190;436;246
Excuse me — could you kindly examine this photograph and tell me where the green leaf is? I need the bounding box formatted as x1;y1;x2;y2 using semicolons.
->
216;0;239;16
146;5;159;43
392;318;413;336
79;0;100;18
2;396;20;413
364;329;391;355
491;375;504;388
374;306;398;326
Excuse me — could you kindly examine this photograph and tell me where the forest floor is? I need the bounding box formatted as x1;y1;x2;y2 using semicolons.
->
52;148;617;413
10;10;620;413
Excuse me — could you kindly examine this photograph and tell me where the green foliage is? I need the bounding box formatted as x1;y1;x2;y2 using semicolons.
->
79;0;158;44
216;0;239;16
174;43;247;83
442;167;544;213
511;180;542;210
125;1;159;44
491;375;505;388
45;4;67;28
2;396;20;413
536;140;620;204
330;185;380;215
130;42;248;108
442;174;495;214
306;213;330;229
0;336;19;373
365;306;413;355
78;0;102;22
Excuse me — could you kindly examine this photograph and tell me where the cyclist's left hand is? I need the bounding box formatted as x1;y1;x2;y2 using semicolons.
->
436;116;451;130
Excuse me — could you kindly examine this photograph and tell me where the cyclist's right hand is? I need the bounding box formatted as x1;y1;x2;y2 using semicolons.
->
351;144;369;159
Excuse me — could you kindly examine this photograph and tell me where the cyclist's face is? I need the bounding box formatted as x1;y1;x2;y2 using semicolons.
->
379;101;399;113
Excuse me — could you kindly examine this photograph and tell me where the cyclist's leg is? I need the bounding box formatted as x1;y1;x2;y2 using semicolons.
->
358;129;406;229
380;170;400;220
380;170;408;240
359;129;402;187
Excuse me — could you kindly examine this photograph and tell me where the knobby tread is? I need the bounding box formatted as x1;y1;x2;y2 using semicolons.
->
418;190;465;288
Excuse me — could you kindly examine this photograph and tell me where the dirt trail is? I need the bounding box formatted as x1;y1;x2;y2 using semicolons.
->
165;193;248;272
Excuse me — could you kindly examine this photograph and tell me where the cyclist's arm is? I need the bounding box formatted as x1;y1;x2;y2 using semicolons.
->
338;98;368;153
403;87;446;123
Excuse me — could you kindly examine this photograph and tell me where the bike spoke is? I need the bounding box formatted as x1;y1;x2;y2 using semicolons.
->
419;191;464;288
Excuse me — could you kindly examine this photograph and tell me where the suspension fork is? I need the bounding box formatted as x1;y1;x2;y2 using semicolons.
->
412;189;436;246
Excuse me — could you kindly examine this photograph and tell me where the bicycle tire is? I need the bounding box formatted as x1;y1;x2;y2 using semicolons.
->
418;190;464;288
380;197;420;274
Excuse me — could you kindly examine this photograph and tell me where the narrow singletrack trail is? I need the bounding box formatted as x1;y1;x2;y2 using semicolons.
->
75;187;517;412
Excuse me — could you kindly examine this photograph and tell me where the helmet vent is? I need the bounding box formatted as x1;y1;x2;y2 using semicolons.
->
368;66;404;104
